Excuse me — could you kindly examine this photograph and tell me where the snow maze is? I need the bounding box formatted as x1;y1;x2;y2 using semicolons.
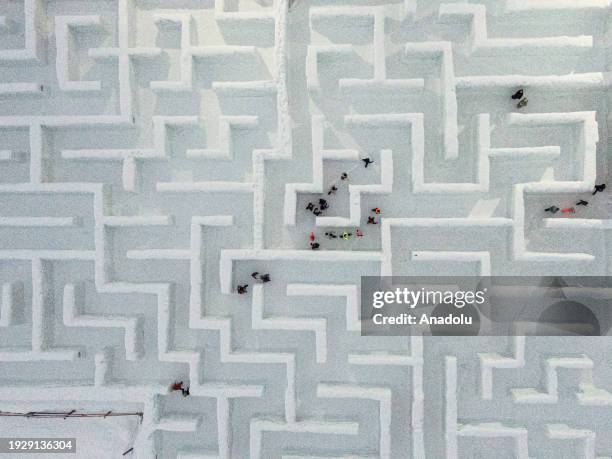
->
1;0;612;457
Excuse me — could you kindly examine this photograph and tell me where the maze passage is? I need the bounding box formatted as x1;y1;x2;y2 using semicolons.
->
0;0;611;457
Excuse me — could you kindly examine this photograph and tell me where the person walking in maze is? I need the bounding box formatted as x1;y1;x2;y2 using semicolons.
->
319;198;329;210
356;228;364;237
313;208;322;216
251;272;259;279
259;274;271;283
593;184;606;195
171;381;184;393
310;242;320;250
306;202;314;211
511;89;524;100
517;98;528;109
372;207;381;215
171;381;189;396
561;207;575;214
328;185;338;195
367;216;378;224
576;200;588;206
341;172;348;181
325;231;337;239
362;158;374;168
545;206;560;214
342;231;352;240
237;285;248;294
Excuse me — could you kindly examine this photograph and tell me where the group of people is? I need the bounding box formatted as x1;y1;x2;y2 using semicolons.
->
236;158;378;292
236;272;271;295
311;207;382;249
544;184;606;215
308;164;382;251
324;229;364;239
305;171;354;217
512;88;528;109
306;198;328;216
511;88;608;217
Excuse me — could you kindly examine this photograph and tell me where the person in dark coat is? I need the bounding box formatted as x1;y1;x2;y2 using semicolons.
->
593;184;606;195
511;89;524;100
362;158;374;168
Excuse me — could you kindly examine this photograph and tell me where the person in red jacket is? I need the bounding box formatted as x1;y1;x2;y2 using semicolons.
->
561;207;575;214
170;381;189;396
170;381;183;392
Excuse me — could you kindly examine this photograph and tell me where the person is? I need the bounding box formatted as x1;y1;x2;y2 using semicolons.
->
325;231;337;239
372;207;380;215
576;200;588;206
237;285;248;294
342;231;352;240
251;272;259;279
544;206;560;214
593;184;606;195
561;207;575;214
170;381;189;397
341;172;348;181
171;381;184;392
511;89;524;100
310;231;315;242
310;242;320;250
327;185;338;195
260;274;271;283
367;216;377;224
356;229;364;237
313;208;322;216
319;198;329;210
306;202;314;211
517;98;528;109
362;158;374;168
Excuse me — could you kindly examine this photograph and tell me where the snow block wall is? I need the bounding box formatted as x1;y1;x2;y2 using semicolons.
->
0;0;611;457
